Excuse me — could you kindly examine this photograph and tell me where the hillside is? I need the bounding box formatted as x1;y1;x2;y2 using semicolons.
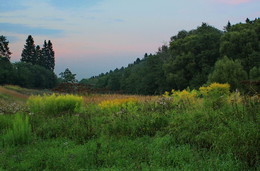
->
81;18;260;95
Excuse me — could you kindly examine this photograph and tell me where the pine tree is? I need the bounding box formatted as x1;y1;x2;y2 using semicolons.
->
0;35;12;60
21;35;36;64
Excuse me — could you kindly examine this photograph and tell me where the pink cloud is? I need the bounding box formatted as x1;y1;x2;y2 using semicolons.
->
215;0;252;5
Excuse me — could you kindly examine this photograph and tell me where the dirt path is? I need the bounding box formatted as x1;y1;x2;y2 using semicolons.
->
0;86;28;100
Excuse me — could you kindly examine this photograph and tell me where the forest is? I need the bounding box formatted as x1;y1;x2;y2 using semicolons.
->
1;18;259;94
81;18;260;95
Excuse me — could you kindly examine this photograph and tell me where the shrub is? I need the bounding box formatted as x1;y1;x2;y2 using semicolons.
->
27;94;83;116
2;113;32;146
199;83;230;109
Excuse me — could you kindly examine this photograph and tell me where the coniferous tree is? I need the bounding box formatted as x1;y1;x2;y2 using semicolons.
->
0;35;12;60
21;35;36;64
41;40;49;69
224;21;231;32
47;40;55;71
41;40;55;71
34;45;42;66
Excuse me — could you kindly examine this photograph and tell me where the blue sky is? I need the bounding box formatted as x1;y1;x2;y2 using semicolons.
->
0;0;259;79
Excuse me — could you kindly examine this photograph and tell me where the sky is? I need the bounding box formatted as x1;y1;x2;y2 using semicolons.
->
0;0;259;80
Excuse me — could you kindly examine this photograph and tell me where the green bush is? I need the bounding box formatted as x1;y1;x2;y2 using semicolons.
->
27;94;83;116
2;113;32;146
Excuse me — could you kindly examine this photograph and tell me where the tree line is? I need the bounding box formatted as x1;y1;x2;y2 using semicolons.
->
0;35;57;88
80;18;260;94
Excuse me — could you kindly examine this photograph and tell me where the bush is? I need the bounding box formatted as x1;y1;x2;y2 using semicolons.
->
27;94;83;116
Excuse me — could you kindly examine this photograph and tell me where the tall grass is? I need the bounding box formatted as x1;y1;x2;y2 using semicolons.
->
0;83;259;169
2;113;32;146
27;94;83;116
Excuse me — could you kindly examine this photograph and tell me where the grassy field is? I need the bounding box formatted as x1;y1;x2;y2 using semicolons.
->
0;84;259;170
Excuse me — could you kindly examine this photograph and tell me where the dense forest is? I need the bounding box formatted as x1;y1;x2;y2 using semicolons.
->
80;18;260;94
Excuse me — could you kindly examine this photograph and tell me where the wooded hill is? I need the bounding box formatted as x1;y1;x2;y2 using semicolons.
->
80;18;260;95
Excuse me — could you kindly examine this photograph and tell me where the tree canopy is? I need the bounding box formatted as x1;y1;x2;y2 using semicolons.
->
81;18;260;94
59;68;78;83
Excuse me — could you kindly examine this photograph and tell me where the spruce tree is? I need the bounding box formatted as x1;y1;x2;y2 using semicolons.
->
41;40;55;71
34;45;42;66
21;35;36;64
48;40;55;71
41;40;48;69
0;35;12;60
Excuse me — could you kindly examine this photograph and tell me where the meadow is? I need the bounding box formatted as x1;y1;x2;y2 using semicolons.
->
0;84;259;170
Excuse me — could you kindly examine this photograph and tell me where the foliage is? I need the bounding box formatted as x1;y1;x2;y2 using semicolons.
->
199;83;230;109
27;94;83;116
21;36;55;71
163;89;198;109
0;137;245;170
0;35;11;60
249;66;260;83
59;68;78;83
21;35;36;64
0;57;13;85
41;40;55;71
220;18;260;74
1;113;32;146
0;88;259;169
98;97;139;113
13;62;57;89
81;18;260;94
208;56;248;90
0;36;58;88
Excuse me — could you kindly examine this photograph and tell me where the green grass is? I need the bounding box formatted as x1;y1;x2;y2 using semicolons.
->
0;87;259;170
1;113;32;147
0;136;246;170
